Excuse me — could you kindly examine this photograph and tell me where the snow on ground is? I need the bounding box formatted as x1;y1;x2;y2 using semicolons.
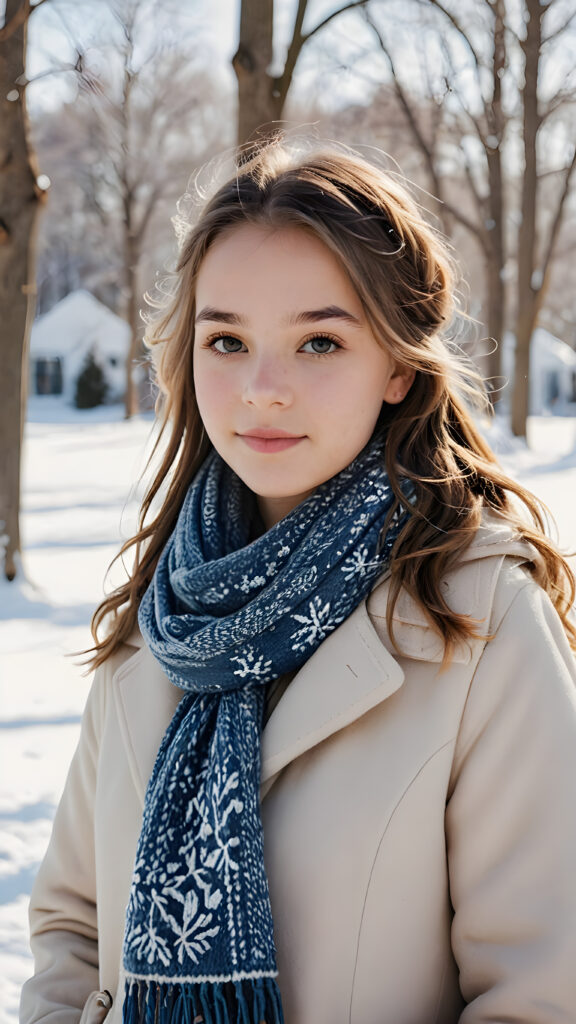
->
0;398;154;1020
1;400;575;1021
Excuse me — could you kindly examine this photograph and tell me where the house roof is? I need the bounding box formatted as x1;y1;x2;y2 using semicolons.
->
533;327;576;367
503;327;576;367
31;290;131;357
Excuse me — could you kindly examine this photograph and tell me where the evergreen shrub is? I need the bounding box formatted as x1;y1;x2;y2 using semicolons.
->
74;350;109;409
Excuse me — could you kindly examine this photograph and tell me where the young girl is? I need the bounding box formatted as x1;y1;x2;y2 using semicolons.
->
21;144;576;1024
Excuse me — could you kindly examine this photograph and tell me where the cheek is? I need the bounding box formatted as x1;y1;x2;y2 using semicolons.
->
327;362;389;412
334;368;390;439
194;361;233;422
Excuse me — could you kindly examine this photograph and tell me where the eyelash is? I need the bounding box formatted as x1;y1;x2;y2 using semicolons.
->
204;332;343;358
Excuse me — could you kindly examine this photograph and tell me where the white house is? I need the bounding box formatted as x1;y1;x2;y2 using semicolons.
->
29;291;131;403
502;327;576;414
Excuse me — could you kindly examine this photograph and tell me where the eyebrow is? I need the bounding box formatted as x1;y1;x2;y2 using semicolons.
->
194;304;362;327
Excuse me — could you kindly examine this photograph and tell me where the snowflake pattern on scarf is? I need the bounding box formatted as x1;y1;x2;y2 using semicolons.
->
124;434;409;1021
124;688;272;981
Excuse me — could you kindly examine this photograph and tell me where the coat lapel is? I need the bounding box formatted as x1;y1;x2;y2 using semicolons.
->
260;598;404;785
113;599;405;805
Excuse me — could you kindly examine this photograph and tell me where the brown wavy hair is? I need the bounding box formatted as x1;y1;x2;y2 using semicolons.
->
86;142;576;669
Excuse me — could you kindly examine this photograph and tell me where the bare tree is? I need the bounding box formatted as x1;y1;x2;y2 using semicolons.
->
75;0;223;417
364;0;576;435
33;67;231;318
364;0;508;393
33;101;116;313
511;0;576;436
0;0;49;581
233;0;373;147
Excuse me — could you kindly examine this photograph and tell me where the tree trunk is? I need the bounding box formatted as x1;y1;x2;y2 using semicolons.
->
124;230;140;419
511;0;540;439
0;0;44;580
118;50;141;421
233;0;281;147
484;240;505;392
484;0;506;399
483;161;505;395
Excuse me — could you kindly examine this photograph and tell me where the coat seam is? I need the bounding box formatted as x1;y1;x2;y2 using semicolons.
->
349;737;456;1024
447;578;533;795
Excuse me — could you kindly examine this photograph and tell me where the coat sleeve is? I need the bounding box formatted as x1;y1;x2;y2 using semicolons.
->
446;577;576;1022
19;661;108;1024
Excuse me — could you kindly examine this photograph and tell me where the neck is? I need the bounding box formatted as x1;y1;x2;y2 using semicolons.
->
257;490;314;530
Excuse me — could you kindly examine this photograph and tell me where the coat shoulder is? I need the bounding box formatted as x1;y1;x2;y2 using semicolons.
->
367;522;541;664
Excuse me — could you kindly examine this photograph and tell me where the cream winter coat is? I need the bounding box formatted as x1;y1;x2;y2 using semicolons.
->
20;519;576;1023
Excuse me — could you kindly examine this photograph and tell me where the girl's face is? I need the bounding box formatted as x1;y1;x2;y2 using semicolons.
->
193;224;414;528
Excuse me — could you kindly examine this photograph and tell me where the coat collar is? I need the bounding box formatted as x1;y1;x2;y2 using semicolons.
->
112;515;537;803
112;598;404;804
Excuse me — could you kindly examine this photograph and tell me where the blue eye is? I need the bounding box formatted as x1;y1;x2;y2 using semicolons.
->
210;336;245;354
300;336;340;355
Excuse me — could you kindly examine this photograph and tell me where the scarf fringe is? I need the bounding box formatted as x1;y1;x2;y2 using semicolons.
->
122;976;285;1024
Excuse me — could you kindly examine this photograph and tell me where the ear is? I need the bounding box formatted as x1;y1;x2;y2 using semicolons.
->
382;365;416;405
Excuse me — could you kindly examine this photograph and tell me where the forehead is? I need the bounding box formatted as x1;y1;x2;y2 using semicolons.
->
195;223;362;312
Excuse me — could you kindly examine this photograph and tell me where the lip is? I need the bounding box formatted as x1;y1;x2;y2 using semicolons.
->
239;427;304;439
237;428;306;453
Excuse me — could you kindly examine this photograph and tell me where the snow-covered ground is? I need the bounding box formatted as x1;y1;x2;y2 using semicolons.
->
1;400;575;1022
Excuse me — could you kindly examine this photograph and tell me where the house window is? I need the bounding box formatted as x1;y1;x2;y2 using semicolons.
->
545;370;560;406
35;357;63;395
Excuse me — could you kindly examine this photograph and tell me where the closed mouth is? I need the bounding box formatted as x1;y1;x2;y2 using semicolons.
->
237;432;306;453
238;429;305;440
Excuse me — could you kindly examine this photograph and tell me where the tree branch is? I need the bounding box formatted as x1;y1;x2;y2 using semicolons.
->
412;0;483;72
275;0;308;110
275;0;372;113
540;146;576;286
365;10;488;248
542;8;576;44
461;152;487;222
15;49;93;90
436;30;491;150
365;12;441;195
134;184;163;246
539;79;576;123
301;0;371;45
441;195;489;248
537;161;576;181
0;0;50;42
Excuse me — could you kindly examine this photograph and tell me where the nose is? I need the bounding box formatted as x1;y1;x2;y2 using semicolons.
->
241;355;293;409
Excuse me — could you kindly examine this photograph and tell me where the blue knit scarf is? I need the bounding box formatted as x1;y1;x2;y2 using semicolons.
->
123;434;405;1023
